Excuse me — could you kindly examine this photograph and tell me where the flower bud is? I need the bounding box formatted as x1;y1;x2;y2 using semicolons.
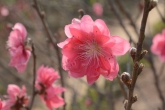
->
138;63;145;75
121;72;132;86
139;50;148;60
139;63;144;70
149;0;158;10
78;9;85;19
129;47;137;60
123;100;128;109
129;47;137;56
132;94;138;103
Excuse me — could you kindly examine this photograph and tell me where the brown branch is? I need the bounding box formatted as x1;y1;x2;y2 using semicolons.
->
29;43;37;110
114;0;139;36
126;0;156;110
31;0;65;109
107;0;135;45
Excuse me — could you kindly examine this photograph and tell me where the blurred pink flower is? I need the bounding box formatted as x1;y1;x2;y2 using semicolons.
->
151;29;165;61
85;98;92;107
58;15;130;84
35;66;65;110
0;99;2;109
93;3;103;16
2;84;29;110
7;23;31;73
0;6;9;17
35;65;60;89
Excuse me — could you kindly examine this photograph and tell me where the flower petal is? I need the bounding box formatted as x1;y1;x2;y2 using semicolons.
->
80;15;94;33
9;46;31;73
94;19;110;36
106;58;119;81
67;59;87;78
57;39;71;48
93;26;110;45
81;15;93;23
110;36;130;56
7;84;20;98
86;60;100;84
13;23;27;40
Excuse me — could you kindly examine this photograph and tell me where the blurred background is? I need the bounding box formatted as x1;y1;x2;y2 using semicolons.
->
0;0;164;110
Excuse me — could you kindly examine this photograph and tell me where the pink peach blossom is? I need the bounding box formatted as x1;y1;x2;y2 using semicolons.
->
35;66;65;110
151;29;165;61
58;15;130;84
35;65;60;90
93;3;103;16
2;84;29;110
40;86;65;110
7;23;31;73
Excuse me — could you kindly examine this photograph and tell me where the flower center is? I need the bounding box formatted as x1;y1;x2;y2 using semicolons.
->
85;41;101;56
74;40;103;65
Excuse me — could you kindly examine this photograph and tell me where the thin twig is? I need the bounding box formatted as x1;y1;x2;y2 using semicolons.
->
156;6;165;24
107;0;135;45
117;75;127;99
114;0;139;36
126;0;155;110
158;63;165;77
31;0;65;109
29;43;37;110
147;53;165;109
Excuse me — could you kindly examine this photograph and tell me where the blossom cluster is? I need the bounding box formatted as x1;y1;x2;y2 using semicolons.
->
0;23;65;110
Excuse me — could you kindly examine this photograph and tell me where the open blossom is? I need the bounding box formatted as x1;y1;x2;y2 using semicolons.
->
7;23;31;73
151;29;165;62
35;65;60;89
2;84;29;110
93;3;103;16
58;15;130;84
35;66;65;110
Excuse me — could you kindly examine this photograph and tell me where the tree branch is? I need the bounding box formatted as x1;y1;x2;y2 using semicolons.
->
126;0;155;109
107;0;135;45
114;0;139;36
31;0;66;109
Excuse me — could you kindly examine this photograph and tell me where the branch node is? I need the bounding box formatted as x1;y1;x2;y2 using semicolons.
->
139;50;148;60
40;11;45;18
132;95;138;103
134;62;139;69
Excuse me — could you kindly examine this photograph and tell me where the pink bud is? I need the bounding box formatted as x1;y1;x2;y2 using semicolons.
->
1;6;9;17
93;3;103;16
